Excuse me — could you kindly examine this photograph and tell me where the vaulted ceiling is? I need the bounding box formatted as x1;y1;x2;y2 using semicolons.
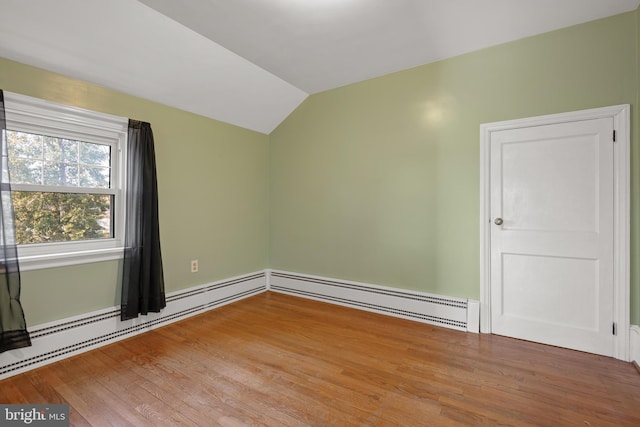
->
1;0;638;134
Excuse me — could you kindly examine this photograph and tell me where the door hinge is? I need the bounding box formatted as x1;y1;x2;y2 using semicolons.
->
613;130;616;142
613;322;617;336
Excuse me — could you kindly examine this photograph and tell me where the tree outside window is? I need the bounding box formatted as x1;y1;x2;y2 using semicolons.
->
6;130;114;245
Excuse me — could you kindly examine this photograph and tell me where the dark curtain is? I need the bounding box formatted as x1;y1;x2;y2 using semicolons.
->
121;120;166;321
0;90;31;353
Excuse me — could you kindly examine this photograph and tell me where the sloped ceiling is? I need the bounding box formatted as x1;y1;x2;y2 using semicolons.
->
1;0;638;134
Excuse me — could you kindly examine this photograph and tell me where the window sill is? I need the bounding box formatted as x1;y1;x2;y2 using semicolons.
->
18;247;124;271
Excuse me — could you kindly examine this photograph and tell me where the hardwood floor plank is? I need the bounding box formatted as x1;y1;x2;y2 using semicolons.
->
0;379;31;404
1;292;639;426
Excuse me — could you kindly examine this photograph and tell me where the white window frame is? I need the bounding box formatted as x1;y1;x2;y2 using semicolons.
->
3;92;127;271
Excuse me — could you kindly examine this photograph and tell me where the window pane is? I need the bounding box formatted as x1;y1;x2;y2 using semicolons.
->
44;162;79;186
12;192;112;244
8;158;43;184
80;142;110;166
6;131;43;159
80;166;110;188
44;137;78;162
6;131;113;190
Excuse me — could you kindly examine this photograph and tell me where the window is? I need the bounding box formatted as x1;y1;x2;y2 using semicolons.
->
2;92;128;270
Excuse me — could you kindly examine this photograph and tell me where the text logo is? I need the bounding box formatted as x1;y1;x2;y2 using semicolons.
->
0;405;69;426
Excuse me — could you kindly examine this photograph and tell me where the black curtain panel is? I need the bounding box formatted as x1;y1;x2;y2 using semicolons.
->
121;120;166;321
0;90;31;353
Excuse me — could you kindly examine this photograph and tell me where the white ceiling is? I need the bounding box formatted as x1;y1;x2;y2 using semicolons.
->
1;0;638;134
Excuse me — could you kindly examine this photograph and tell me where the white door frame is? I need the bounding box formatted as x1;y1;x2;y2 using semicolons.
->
479;105;630;361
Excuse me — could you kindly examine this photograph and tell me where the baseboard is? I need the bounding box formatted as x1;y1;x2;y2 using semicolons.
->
0;271;267;380
631;325;640;366
269;270;476;332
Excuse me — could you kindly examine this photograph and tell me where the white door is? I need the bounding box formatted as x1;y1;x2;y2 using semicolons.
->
490;117;615;356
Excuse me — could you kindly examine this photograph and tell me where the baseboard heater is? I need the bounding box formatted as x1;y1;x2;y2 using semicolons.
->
269;271;475;332
0;271;267;379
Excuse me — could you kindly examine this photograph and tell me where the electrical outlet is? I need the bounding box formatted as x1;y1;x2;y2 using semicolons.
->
190;259;198;273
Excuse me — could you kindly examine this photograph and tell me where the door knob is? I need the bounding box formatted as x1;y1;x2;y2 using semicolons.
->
494;218;503;226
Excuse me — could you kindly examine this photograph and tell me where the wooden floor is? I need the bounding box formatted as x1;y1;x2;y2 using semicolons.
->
1;292;639;426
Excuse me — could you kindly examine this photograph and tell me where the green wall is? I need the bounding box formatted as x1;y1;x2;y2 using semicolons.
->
635;6;640;327
634;7;640;327
0;57;270;326
270;12;640;323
